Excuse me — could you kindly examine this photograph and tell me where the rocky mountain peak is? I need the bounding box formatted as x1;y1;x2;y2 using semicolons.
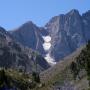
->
16;21;39;32
67;9;80;16
0;27;7;34
82;10;90;21
22;21;37;28
82;10;90;16
10;21;45;55
44;9;86;61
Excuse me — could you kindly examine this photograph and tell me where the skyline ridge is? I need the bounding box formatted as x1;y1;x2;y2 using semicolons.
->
0;0;89;30
0;9;90;31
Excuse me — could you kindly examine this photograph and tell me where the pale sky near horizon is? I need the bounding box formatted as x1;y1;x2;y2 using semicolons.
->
0;0;90;30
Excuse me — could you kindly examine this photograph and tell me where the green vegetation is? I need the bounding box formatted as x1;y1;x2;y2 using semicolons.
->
70;61;79;79
70;41;90;87
32;72;40;83
0;69;13;88
0;68;42;90
0;42;90;90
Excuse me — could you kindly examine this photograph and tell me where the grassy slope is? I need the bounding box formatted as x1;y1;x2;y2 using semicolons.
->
39;46;89;90
0;68;42;90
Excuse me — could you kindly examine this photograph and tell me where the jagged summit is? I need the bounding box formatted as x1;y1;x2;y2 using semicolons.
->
16;21;38;31
21;21;37;28
82;10;90;18
0;26;7;33
10;20;45;55
71;9;79;12
67;9;79;15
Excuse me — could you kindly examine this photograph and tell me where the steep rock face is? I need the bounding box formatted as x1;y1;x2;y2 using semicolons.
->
45;9;86;61
10;21;45;55
0;27;50;72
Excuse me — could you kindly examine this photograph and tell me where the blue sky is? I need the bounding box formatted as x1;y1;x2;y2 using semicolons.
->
0;0;90;30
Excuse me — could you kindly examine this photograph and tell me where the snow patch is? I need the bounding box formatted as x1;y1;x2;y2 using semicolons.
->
42;36;51;51
44;26;47;30
45;54;56;66
72;33;79;39
42;35;56;65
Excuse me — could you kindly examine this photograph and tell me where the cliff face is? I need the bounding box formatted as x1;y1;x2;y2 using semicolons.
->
0;27;50;72
10;9;90;63
45;9;86;61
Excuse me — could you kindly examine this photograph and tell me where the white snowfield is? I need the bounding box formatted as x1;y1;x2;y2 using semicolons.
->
42;36;56;66
45;54;56;65
42;36;51;51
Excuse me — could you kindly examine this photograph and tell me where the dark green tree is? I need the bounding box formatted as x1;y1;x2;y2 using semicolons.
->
72;40;90;86
32;72;40;83
70;61;79;79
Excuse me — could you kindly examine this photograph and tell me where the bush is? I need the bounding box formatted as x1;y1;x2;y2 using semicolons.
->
32;72;40;83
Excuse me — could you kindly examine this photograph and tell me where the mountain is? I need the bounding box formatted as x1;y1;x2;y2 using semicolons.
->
45;9;86;61
0;27;50;72
10;9;90;65
10;21;46;55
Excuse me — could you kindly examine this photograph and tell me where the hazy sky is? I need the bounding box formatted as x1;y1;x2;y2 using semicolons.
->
0;0;90;30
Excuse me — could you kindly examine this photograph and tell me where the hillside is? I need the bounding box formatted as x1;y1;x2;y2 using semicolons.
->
39;45;89;90
0;27;50;73
0;68;43;90
0;45;88;90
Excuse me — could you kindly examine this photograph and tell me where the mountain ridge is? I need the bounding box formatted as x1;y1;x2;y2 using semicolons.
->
9;9;90;65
